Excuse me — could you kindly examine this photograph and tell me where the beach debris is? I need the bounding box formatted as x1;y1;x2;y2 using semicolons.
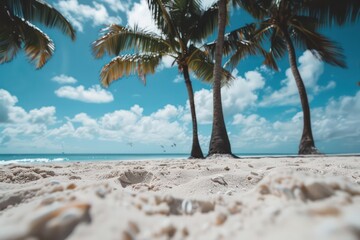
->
0;201;91;240
215;212;227;226
122;221;140;240
143;202;170;215
303;182;333;201
211;175;228;186
69;176;81;180
153;221;177;238
181;199;193;214
66;183;77;190
227;201;242;214
134;194;215;216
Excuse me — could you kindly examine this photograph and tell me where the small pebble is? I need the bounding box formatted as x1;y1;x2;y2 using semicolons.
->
215;213;227;226
67;183;77;190
224;166;230;171
248;164;254;168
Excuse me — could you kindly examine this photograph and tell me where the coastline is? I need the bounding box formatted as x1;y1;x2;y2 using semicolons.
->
1;156;360;239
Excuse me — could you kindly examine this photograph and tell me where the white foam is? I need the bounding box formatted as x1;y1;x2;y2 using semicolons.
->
0;158;68;165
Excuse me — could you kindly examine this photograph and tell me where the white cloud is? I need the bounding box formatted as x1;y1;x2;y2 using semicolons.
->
51;74;77;84
184;69;266;124
56;0;122;32
55;85;114;103
173;75;183;83
126;0;159;33
99;0;129;12
230;91;360;153
260;50;336;106
0;89;58;148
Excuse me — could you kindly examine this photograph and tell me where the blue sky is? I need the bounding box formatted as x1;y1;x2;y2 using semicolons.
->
0;0;359;154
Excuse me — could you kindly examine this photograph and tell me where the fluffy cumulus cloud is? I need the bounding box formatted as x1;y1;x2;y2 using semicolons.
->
260;50;336;106
55;0;122;32
230;91;360;153
55;85;114;103
48;104;188;145
184;69;266;124
0;89;58;148
126;0;159;33
51;74;77;84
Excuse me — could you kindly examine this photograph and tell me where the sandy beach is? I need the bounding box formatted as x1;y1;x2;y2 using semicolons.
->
1;156;360;240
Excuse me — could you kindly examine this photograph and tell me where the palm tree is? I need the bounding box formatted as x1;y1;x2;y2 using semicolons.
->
237;0;349;154
92;0;231;159
0;0;75;68
207;0;233;156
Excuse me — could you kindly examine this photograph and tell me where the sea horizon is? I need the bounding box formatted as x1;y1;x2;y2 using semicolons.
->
1;152;359;164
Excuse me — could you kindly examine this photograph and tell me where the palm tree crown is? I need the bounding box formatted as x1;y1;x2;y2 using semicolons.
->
92;0;232;158
0;0;76;68
237;0;349;154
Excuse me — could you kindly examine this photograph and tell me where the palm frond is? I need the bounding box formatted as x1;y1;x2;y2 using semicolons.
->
234;0;271;19
291;25;346;68
0;20;22;64
6;0;76;40
188;45;233;84
92;24;170;58
100;54;163;87
303;0;360;26
191;2;219;42
16;17;55;68
146;0;178;42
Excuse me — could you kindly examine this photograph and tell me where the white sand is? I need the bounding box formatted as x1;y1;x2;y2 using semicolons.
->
0;156;360;240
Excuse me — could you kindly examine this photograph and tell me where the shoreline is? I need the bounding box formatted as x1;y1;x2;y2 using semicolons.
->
1;156;360;240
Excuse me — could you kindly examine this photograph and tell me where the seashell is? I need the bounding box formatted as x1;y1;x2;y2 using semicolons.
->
181;199;193;215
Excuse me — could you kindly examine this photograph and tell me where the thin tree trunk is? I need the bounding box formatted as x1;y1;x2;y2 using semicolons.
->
183;65;204;159
208;0;233;157
282;29;320;155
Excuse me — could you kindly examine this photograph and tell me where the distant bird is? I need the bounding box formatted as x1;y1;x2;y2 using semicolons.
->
160;145;164;148
171;143;177;147
127;142;133;147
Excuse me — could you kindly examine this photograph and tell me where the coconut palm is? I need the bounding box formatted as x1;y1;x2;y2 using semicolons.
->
207;0;233;156
235;0;351;155
0;0;75;68
92;0;232;159
206;20;277;156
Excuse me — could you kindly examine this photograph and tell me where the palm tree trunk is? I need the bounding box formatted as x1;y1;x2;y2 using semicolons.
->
183;65;204;159
208;0;233;157
282;29;320;155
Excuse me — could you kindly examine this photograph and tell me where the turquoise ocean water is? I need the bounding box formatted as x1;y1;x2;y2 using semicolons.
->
0;153;297;164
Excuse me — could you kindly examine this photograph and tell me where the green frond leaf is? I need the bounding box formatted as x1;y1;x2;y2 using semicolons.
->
100;54;162;87
188;46;233;83
92;24;170;58
291;26;346;68
6;0;76;40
